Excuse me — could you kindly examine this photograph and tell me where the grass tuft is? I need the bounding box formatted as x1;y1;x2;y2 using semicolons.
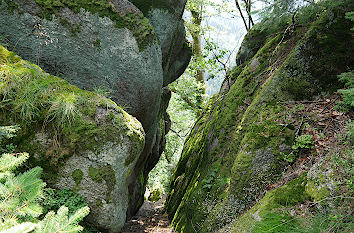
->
47;93;79;128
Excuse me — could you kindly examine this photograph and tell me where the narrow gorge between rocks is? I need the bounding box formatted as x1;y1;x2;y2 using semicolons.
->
0;0;353;233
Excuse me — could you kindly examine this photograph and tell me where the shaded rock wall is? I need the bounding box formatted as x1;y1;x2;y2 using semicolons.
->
166;4;353;232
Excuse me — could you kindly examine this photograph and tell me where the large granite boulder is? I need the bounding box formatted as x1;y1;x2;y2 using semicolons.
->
0;0;191;225
0;45;145;232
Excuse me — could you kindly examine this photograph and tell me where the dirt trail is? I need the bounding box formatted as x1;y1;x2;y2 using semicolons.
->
121;197;176;233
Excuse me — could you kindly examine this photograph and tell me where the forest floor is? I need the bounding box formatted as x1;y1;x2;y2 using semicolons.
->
121;196;176;233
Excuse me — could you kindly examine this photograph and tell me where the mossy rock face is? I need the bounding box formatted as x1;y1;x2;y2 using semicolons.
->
0;45;145;232
225;175;309;232
166;6;353;233
305;160;334;202
0;0;190;219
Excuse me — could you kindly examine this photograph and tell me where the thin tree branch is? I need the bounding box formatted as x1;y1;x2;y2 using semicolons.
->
168;87;203;111
234;0;249;31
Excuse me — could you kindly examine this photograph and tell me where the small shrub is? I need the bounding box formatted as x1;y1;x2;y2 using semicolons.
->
0;126;89;232
202;168;218;190
292;135;314;150
282;135;314;162
336;71;354;112
41;188;87;215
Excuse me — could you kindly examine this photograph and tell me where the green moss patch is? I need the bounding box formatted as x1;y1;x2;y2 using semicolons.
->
72;169;84;186
166;4;353;232
229;175;309;232
0;45;143;183
88;165;116;202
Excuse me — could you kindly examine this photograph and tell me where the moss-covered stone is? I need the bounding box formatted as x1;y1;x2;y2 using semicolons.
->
166;4;353;232
88;165;116;201
305;180;330;202
227;174;309;232
72;169;83;186
0;45;145;232
0;45;143;169
129;0;170;15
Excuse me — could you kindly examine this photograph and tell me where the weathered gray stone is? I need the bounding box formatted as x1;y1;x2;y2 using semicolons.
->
0;2;162;135
0;42;146;232
0;1;191;229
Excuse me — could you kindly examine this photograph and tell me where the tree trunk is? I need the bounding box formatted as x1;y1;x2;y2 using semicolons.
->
191;9;205;88
234;0;249;31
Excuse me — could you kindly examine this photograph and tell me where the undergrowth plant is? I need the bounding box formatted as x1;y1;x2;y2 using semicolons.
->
0;126;89;233
41;188;87;215
282;134;314;162
47;93;79;128
336;71;354;112
292;135;314;150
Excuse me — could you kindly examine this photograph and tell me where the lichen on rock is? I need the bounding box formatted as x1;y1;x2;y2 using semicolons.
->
0;1;191;222
166;4;353;232
0;45;145;232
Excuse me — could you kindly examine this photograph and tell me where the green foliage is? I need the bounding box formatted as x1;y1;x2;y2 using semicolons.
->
282;135;313;162
0;126;89;232
148;90;197;193
35;205;89;233
0;157;44;228
0;125;19;143
148;188;162;202
345;11;354;30
331;120;354;195
47;93;79;129
292;135;314;150
337;71;354;112
253;210;354;233
93;86;111;99
293;212;354;233
253;213;297;232
0;126;18;154
202;168;218;190
41;189;87;215
169;75;206;115
345;119;354;144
